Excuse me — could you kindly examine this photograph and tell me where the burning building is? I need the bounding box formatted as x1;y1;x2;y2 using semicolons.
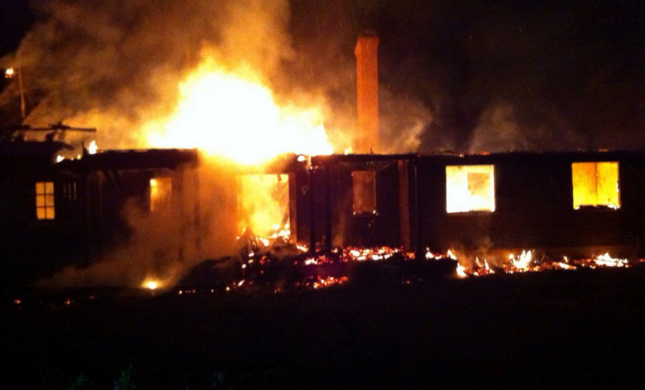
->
1;30;644;288
0;125;205;286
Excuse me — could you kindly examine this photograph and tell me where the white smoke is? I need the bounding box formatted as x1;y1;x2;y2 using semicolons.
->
468;101;584;153
19;0;294;288
380;88;433;153
7;0;436;288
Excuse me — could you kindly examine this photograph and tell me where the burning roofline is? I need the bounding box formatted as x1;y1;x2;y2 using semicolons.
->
54;148;200;172
51;147;645;175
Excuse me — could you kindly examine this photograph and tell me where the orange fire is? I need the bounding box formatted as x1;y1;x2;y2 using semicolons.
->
238;174;290;240
345;246;399;261
142;59;335;246
508;250;537;273
454;249;638;278
312;276;349;289
455;263;468;278
88;140;98;155
141;278;162;290
593;252;628;267
144;60;333;166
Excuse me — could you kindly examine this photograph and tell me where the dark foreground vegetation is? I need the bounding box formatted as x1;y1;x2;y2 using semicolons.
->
3;266;645;389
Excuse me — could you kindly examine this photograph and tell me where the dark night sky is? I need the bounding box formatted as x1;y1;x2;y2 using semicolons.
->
287;0;645;152
1;0;644;152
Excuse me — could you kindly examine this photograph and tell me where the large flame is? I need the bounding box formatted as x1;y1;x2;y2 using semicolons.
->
144;60;333;165
140;59;335;263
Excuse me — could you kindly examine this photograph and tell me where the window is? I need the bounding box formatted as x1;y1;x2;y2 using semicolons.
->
352;170;377;214
63;181;77;201
36;182;55;220
150;177;172;212
238;174;290;238
446;165;496;213
572;162;620;209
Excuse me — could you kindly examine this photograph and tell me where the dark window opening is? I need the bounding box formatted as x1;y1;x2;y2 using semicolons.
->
352;170;376;215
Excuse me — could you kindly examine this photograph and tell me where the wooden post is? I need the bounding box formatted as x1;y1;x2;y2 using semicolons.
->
309;168;316;256
413;159;423;259
398;160;411;249
324;164;333;254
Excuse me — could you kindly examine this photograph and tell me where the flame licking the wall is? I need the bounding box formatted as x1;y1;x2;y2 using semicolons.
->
142;59;334;249
238;174;290;241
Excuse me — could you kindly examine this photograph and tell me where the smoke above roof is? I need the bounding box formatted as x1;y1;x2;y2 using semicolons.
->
0;0;643;153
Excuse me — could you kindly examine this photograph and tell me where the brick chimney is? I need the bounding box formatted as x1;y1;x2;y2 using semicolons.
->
355;31;379;153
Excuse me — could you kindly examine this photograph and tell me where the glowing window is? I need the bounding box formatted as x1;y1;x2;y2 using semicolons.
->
446;165;496;213
239;174;290;239
150;177;172;211
35;182;55;220
352;171;376;214
572;162;620;209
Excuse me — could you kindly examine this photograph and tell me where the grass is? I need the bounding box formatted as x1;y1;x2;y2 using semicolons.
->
3;266;645;389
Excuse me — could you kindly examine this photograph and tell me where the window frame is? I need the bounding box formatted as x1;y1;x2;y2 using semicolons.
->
571;161;620;210
149;176;173;212
445;164;496;214
35;181;56;220
352;170;377;215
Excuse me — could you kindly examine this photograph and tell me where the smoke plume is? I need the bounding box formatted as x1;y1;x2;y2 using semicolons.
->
380;88;433;153
6;0;434;288
20;0;298;288
0;0;298;148
468;101;585;153
38;159;239;289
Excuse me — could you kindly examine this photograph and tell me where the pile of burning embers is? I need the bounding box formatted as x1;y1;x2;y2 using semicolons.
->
175;232;645;295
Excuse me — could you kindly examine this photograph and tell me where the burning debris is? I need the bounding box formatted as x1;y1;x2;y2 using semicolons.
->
169;240;645;296
310;275;349;289
456;250;641;278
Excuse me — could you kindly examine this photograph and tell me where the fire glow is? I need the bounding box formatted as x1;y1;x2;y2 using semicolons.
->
238;174;290;239
162;244;644;296
446;165;496;213
455;250;638;277
144;61;333;166
141;59;337;247
142;279;161;290
572;162;620;210
88;140;98;155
